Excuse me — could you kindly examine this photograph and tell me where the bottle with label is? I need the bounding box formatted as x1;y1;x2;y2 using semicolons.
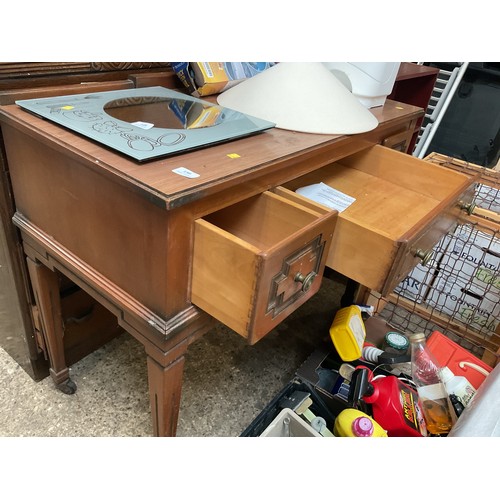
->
329;305;366;361
409;333;456;435
440;366;476;407
364;374;428;437
342;364;428;437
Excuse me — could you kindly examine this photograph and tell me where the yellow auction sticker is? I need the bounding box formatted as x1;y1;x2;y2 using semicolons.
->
227;153;241;159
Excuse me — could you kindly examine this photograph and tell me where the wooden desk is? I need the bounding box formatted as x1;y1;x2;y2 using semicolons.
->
0;94;474;436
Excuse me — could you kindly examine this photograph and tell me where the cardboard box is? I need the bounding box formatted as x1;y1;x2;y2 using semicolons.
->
428;226;499;331
432;226;499;328
475;183;500;213
426;272;500;336
295;345;352;417
395;263;438;304
172;62;274;97
295;340;396;413
394;233;452;303
442;225;500;286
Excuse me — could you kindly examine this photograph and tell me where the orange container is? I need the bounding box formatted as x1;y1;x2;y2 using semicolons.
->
426;331;492;388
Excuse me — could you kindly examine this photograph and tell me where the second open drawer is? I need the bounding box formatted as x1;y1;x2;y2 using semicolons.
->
282;145;477;296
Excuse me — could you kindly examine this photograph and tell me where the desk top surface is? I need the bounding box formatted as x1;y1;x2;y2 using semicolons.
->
0;98;422;209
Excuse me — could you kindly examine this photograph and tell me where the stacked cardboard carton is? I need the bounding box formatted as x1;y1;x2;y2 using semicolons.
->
395;154;499;344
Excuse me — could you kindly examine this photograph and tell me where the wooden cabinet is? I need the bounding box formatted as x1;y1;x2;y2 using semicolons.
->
388;62;440;152
1;83;474;435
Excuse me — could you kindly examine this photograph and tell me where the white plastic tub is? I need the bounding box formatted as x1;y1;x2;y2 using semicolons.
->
260;408;322;437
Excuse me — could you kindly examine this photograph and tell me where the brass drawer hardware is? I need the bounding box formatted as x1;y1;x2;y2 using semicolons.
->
294;271;317;292
459;200;476;215
414;248;434;266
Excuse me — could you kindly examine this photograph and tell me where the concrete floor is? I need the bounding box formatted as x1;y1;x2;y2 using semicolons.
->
0;275;346;437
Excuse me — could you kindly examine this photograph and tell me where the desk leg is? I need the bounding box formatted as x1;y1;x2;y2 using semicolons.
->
146;353;186;437
26;250;199;434
15;216;213;436
25;256;76;394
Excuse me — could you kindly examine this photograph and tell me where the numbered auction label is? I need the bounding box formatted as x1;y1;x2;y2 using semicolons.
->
172;167;200;178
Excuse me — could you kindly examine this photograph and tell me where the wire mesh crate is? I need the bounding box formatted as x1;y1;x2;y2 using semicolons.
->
371;153;500;366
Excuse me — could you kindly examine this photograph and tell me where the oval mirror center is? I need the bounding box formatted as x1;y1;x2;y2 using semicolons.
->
104;96;223;129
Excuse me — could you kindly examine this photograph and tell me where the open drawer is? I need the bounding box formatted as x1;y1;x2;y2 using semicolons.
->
191;191;338;344
282;145;477;296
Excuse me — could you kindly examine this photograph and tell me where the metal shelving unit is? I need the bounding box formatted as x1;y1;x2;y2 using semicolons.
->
413;63;469;158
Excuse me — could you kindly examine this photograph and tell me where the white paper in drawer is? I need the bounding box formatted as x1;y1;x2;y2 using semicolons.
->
296;182;356;212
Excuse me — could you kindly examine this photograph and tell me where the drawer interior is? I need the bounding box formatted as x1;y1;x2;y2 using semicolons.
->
296;163;437;238
203;191;324;250
284;145;469;238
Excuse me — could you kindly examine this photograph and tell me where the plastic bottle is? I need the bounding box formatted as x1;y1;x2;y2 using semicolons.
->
409;333;456;435
342;365;427;437
329;305;366;361
440;366;476;407
364;374;428;437
333;408;388;437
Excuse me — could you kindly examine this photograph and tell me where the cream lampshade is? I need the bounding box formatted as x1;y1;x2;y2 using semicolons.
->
216;62;379;135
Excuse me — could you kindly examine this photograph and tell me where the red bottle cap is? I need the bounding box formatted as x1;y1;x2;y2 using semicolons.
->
352;416;374;437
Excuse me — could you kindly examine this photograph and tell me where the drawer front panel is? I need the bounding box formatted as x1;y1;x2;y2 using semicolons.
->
250;218;334;343
385;184;477;295
268;234;324;316
191;191;337;343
